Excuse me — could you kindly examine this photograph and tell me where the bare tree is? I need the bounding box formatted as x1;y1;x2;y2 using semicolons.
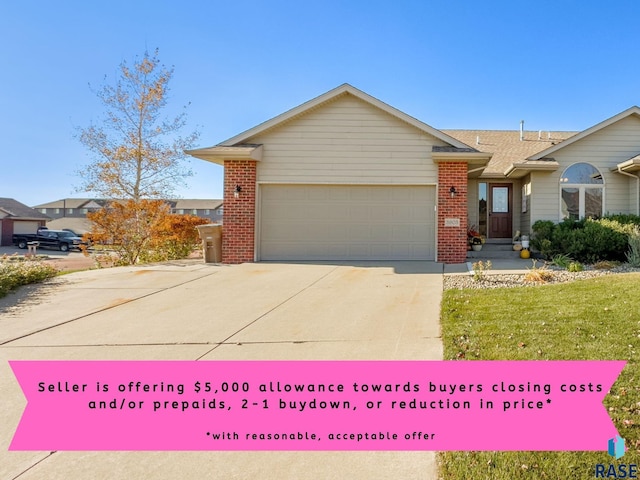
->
77;49;199;200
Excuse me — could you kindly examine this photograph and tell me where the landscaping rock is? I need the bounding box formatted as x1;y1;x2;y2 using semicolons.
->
444;265;640;290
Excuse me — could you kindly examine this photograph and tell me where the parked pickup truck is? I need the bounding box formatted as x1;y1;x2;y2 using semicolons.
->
12;228;87;252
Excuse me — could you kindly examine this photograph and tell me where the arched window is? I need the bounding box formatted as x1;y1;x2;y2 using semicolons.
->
560;163;604;220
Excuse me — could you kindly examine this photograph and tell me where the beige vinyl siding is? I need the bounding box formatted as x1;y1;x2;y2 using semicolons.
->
532;115;640;221
530;170;560;221
631;178;640;215
247;94;445;184
520;174;532;234
510;180;522;235
467;180;479;228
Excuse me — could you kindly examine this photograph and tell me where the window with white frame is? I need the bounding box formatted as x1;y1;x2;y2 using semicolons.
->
560;162;604;220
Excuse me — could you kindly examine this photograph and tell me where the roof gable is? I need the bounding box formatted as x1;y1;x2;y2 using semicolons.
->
528;106;640;160
0;198;50;220
220;84;473;150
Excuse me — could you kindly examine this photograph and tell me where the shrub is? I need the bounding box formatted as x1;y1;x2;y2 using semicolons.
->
627;225;640;267
592;260;619;270
0;260;58;298
531;215;640;263
523;260;555;283
531;220;555;253
471;260;492;282
140;214;209;263
550;253;573;269
603;213;640;227
567;262;584;272
88;200;209;265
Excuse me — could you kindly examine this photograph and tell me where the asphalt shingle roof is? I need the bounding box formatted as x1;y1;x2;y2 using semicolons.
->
442;130;578;176
0;198;50;220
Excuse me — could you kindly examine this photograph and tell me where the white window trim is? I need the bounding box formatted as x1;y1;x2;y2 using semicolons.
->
559;162;605;220
560;184;605;220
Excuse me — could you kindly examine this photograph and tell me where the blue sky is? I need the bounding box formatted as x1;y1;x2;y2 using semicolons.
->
2;1;640;206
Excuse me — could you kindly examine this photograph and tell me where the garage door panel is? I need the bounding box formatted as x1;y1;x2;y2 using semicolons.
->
13;221;40;235
260;185;435;261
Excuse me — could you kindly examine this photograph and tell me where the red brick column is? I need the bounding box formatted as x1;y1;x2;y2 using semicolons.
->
222;160;257;264
437;162;468;263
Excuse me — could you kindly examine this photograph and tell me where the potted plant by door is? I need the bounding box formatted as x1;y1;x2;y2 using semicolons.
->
467;226;485;251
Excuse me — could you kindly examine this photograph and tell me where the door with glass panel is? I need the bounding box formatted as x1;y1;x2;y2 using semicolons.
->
489;183;512;238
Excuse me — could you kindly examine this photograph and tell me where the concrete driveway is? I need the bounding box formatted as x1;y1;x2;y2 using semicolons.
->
1;261;444;479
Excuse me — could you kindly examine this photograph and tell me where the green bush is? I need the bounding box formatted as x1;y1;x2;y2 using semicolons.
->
627;225;640;267
0;260;58;298
567;262;584;272
531;214;640;263
531;220;555;252
550;253;573;269
603;213;640;226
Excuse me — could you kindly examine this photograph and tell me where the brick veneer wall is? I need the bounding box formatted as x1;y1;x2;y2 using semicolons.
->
437;162;468;263
222;160;257;264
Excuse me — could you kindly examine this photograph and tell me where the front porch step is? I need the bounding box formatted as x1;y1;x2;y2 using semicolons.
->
466;243;525;260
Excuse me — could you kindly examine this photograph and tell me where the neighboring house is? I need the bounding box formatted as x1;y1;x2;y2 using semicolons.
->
187;84;640;264
34;199;224;227
34;199;107;219
167;199;224;222
0;198;50;246
45;217;94;235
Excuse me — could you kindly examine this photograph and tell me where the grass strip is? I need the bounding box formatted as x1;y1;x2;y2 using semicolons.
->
439;273;640;478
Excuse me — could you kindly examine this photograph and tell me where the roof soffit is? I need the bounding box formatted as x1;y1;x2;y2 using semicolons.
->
185;145;263;165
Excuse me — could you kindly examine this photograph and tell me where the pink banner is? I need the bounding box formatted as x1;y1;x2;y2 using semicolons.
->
9;360;623;451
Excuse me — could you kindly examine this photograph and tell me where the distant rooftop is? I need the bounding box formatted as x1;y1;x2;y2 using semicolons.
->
0;197;50;220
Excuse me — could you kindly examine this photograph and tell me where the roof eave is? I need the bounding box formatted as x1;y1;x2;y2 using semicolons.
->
185;145;263;165
432;151;492;166
505;161;560;178
612;157;640;174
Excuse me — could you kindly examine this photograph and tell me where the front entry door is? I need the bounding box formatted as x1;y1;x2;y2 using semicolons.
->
489;183;512;238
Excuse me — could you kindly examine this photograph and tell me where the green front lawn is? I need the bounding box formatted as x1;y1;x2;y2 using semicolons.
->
439;273;640;479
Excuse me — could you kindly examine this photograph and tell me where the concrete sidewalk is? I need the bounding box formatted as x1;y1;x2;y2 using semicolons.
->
444;258;537;275
1;261;444;480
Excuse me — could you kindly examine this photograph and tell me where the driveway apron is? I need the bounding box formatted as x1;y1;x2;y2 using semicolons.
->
1;261;443;480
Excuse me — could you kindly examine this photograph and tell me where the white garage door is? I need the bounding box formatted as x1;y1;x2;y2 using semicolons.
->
259;185;435;261
13;221;40;235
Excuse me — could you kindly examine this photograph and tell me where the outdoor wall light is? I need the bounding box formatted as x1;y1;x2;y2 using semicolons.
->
449;186;457;198
234;185;242;198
